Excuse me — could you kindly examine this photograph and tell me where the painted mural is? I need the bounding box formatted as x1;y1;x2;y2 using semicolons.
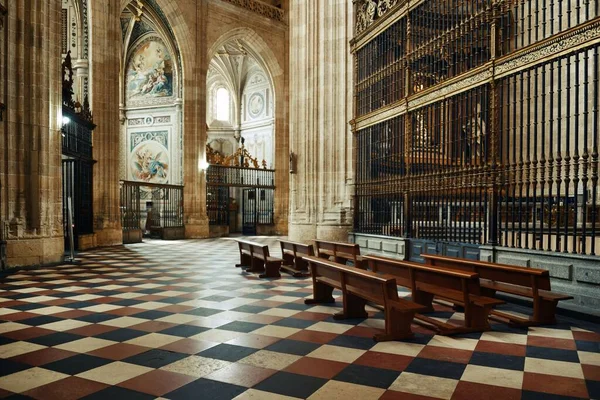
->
130;140;170;184
126;38;174;100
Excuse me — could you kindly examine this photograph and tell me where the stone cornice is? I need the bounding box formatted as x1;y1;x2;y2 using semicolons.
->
220;0;285;24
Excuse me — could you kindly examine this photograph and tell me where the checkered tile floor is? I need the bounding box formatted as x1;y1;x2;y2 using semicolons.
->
0;236;599;399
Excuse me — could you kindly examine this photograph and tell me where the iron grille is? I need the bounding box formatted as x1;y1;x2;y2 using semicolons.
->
353;0;600;255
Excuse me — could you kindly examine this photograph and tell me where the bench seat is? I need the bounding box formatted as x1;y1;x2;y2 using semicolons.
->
422;254;573;325
304;256;425;341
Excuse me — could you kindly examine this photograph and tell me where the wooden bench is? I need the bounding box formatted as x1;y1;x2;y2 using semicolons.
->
303;256;426;341
314;240;364;269
364;255;504;334
422;254;573;325
279;240;314;277
235;239;282;279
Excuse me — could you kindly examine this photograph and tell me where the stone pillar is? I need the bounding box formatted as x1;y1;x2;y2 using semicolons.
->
183;2;209;238
288;0;354;242
89;0;123;246
0;0;64;266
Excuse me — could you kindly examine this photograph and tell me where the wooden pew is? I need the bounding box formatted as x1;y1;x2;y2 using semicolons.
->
303;256;425;341
235;239;283;278
422;254;573;325
314;240;364;269
279;240;314;277
364;255;503;334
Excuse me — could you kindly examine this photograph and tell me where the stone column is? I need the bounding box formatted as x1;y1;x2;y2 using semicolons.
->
0;0;64;266
89;0;123;246
288;0;354;242
183;1;209;238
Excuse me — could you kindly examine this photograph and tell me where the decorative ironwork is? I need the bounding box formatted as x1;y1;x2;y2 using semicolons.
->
353;0;600;255
220;0;285;23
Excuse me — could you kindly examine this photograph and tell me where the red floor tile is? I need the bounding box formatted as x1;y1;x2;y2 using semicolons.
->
10;348;79;366
0;311;40;321
105;307;146;316
118;369;196;396
523;372;589;399
583;364;600;381
287;329;338;344
2;327;56;341
344;326;384;338
292;311;331;321
129;320;177;332
66;324;119;336
87;343;151;360
527;335;577;350
573;330;600;342
451;381;521;400
284;356;349;379
24;377;108;400
475;340;527;357
380;390;441;400
160;338;218;354
354;351;413;372
418;346;473;364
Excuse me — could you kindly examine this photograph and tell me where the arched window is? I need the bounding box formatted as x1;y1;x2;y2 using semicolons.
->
216;87;230;121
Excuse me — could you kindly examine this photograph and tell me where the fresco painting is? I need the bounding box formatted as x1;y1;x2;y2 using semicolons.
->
127;39;174;100
130;140;170;184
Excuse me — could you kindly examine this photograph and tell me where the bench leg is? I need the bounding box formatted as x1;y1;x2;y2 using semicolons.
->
259;261;282;279
412;290;435;313
465;305;493;331
235;253;252;268
334;292;368;320
304;282;335;305
375;308;416;342
534;298;558;325
246;257;266;273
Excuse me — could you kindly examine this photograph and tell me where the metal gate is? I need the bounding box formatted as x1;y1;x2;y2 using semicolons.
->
119;181;185;243
242;189;257;235
62;159;94;251
206;165;275;233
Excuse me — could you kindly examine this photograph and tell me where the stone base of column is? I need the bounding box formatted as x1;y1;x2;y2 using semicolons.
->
288;223;317;242
185;222;210;239
6;236;64;268
317;224;353;242
78;234;97;250
95;228;123;247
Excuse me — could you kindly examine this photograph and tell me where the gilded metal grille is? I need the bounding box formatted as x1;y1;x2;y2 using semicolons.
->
353;0;600;255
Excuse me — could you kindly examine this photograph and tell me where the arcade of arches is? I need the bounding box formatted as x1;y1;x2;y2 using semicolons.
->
0;1;600;398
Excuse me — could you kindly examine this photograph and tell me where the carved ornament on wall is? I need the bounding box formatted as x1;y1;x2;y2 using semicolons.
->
356;0;398;35
220;0;285;23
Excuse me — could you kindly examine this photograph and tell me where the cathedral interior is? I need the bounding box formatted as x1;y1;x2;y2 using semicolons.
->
0;0;599;398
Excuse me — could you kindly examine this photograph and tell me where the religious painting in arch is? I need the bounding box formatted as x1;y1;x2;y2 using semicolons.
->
126;38;174;101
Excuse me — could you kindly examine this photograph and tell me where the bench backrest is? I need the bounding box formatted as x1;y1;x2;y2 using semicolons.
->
304;255;398;306
237;240;270;258
280;240;314;257
364;255;481;296
314;240;360;262
422;254;551;291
